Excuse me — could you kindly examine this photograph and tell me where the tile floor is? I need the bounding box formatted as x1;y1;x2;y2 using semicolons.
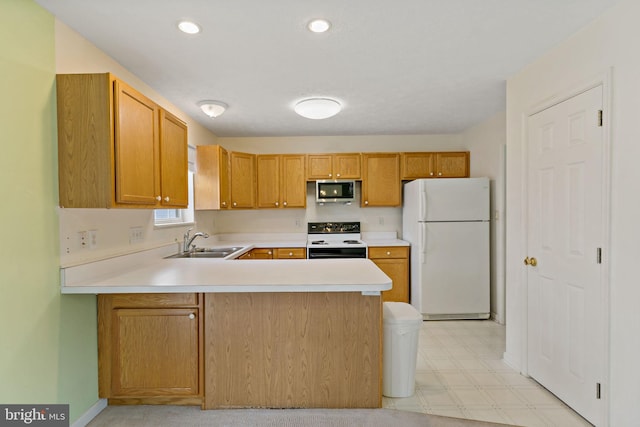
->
381;320;593;427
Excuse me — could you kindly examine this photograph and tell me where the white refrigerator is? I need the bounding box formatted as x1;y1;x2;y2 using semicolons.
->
402;178;490;320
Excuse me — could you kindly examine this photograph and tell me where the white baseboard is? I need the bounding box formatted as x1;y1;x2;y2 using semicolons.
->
71;399;107;427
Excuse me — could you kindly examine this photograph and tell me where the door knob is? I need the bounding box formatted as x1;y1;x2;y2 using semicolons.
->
524;257;538;267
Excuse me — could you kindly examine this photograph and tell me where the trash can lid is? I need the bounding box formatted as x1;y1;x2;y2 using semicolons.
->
383;302;423;324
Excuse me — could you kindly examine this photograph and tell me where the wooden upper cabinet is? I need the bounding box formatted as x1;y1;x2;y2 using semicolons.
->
361;153;401;207
280;155;306;208
230;151;256;209
113;79;160;205
195;145;230;210
435;152;470;178
400;151;469;179
56;73;188;208
159;110;189;207
307;153;361;180
257;154;306;209
256;155;280;208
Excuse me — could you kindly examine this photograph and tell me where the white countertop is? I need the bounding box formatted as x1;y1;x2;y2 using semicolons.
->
60;245;391;295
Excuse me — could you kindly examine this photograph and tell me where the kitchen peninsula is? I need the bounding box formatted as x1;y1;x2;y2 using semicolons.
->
61;245;391;409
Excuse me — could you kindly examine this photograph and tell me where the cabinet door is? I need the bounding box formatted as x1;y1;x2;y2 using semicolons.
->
373;258;409;303
230;151;256;208
111;308;200;397
238;248;273;259
281;155;306;208
195;145;230;210
401;152;436;179
307;154;333;180
361;153;401;207
159;110;188;207
435;152;469;178
114;79;160;205
333;153;361;179
273;248;306;259
257;155;280;208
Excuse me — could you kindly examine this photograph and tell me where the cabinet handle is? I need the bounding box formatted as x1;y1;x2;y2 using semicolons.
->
156;196;162;201
275;202;279;207
233;202;237;207
222;201;227;207
164;196;170;202
289;252;293;257
328;173;332;178
429;172;434;176
364;200;369;205
283;201;287;206
188;313;195;320
438;172;442;176
268;251;272;255
386;251;391;256
336;173;341;177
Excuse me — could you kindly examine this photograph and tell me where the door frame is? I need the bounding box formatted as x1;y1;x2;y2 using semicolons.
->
519;69;612;426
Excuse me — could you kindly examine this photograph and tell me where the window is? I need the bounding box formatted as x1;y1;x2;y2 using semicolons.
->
154;171;195;226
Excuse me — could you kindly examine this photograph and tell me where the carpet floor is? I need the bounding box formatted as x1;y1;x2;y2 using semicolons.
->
87;405;519;427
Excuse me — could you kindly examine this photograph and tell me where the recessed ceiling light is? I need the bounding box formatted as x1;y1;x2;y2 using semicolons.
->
198;101;227;118
294;98;341;120
307;19;331;33
178;21;201;34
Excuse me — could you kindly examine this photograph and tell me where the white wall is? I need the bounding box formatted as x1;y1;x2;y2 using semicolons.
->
505;0;640;424
55;21;218;265
461;111;506;322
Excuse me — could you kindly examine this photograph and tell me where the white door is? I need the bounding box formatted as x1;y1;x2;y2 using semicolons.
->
526;85;604;424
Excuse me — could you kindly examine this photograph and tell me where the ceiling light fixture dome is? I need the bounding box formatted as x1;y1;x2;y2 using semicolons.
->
307;19;331;33
198;101;228;118
294;98;342;120
178;20;201;34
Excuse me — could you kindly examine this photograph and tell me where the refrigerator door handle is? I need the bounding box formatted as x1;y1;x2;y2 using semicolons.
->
420;224;426;264
420;188;427;219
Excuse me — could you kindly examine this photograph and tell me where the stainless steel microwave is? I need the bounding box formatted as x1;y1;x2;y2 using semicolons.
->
315;180;356;204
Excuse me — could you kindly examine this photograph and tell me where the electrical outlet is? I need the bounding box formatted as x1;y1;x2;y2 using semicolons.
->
295;219;301;228
379;216;385;225
78;231;88;249
129;226;144;244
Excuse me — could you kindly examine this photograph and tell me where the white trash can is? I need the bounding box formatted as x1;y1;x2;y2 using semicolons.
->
382;302;423;398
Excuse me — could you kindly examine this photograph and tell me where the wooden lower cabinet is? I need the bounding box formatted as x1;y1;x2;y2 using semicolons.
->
204;292;381;409
239;247;306;259
368;246;410;303
98;294;203;405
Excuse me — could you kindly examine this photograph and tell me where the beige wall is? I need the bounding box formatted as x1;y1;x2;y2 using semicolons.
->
505;0;640;423
462;111;506;323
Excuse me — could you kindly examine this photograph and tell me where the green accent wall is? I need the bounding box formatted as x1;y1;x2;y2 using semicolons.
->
0;0;99;423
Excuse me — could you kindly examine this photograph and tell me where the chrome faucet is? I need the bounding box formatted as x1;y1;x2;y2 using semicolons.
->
183;228;209;253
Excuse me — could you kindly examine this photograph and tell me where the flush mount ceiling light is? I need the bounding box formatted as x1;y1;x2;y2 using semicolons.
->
178;20;201;34
198;101;228;118
307;19;331;33
294;98;342;120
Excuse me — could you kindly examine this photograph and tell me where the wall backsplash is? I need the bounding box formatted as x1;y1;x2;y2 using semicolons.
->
208;182;402;235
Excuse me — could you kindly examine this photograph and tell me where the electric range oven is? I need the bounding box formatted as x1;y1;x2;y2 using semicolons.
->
306;222;368;259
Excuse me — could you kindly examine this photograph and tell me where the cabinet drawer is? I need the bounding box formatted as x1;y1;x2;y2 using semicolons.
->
109;293;200;308
368;246;409;259
274;248;306;259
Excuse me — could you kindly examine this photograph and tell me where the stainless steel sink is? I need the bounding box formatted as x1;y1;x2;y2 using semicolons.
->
165;247;244;259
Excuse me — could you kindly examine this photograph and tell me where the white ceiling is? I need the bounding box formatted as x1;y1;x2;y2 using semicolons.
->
36;0;619;137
